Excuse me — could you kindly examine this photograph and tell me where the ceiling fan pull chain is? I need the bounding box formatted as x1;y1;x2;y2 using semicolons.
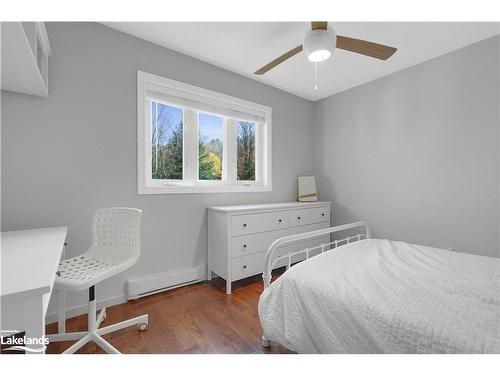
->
314;62;318;90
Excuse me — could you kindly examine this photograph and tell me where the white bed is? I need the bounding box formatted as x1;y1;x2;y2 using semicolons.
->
258;223;500;354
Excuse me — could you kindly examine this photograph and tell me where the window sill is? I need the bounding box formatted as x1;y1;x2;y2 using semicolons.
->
138;184;272;195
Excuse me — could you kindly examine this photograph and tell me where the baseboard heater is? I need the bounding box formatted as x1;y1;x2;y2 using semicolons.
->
126;265;206;300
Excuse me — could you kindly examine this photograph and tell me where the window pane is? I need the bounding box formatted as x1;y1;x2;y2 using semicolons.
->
151;102;183;180
237;121;256;181
199;113;223;180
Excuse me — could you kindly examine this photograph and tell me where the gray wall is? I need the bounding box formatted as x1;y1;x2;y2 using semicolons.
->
314;36;500;258
1;23;316;312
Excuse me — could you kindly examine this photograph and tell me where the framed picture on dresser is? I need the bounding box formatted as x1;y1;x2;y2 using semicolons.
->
297;176;317;202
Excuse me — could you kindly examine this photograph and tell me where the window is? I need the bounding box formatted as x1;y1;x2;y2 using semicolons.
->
237;121;255;181
199;113;223;181
138;71;272;194
151;102;183;180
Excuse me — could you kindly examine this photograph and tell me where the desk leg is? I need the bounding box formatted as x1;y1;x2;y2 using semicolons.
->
58;290;66;334
25;295;46;354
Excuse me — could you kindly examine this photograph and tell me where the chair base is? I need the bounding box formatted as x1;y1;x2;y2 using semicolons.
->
47;301;148;354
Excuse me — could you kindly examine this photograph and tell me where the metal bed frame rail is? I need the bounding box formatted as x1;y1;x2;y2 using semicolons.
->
262;221;371;289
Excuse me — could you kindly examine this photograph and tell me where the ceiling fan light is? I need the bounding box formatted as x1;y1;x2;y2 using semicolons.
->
308;49;331;62
304;27;336;63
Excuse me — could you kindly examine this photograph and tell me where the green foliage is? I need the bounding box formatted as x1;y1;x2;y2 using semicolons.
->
207;138;223;160
199;137;222;180
237;122;255;181
152;122;183;180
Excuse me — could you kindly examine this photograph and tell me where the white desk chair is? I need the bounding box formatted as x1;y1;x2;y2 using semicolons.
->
47;208;148;354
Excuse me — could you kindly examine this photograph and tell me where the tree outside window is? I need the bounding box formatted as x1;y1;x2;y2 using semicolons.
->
151;102;183;180
237;121;256;181
199;113;223;180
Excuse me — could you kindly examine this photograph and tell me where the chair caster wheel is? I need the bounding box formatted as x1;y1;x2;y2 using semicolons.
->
262;335;271;347
138;322;148;331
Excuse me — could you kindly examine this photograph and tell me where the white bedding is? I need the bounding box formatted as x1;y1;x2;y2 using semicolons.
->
258;239;500;353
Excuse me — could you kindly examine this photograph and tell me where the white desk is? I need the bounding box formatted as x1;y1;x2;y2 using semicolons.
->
1;227;67;353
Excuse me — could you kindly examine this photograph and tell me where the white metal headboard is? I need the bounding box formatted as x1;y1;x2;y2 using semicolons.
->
262;221;371;289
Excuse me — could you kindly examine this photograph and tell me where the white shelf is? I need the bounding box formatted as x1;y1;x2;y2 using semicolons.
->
1;22;51;97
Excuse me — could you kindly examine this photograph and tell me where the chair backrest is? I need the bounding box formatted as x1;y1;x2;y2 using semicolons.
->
92;208;142;256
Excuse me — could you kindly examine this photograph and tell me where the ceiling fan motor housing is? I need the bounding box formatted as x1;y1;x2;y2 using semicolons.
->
304;27;336;62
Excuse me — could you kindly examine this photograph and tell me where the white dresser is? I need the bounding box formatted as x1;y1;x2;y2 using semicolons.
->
208;201;331;294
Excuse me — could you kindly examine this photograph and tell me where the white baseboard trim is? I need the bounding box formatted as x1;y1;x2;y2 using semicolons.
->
126;264;206;300
46;294;126;324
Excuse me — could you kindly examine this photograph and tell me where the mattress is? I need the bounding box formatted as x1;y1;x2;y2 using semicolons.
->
258;239;500;353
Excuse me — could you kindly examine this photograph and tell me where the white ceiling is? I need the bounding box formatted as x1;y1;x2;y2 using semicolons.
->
102;22;499;101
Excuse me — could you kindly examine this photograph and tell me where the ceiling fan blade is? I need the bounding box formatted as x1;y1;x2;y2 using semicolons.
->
336;35;397;60
254;45;303;75
311;21;328;30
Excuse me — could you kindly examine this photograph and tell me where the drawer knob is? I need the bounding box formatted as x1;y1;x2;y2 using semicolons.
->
297;216;301;220
321;213;325;217
243;244;247;248
243;265;247;269
278;219;282;223
243;223;247;227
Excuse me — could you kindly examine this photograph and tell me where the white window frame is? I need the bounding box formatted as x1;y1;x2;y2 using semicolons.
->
137;71;272;194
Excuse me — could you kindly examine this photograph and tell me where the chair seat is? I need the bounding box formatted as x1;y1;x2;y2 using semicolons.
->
55;247;137;292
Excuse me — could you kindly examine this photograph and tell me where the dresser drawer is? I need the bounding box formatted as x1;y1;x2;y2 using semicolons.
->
231;229;289;258
231;211;288;236
289;206;330;227
231;252;265;281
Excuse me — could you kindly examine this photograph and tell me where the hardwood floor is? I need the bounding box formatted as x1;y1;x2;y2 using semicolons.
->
46;274;292;354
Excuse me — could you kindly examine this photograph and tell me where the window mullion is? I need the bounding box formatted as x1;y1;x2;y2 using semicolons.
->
183;109;198;185
221;118;228;182
145;98;153;184
226;118;237;184
255;122;263;184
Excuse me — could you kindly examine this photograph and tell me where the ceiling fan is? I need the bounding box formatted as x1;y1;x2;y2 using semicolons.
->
254;22;397;75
